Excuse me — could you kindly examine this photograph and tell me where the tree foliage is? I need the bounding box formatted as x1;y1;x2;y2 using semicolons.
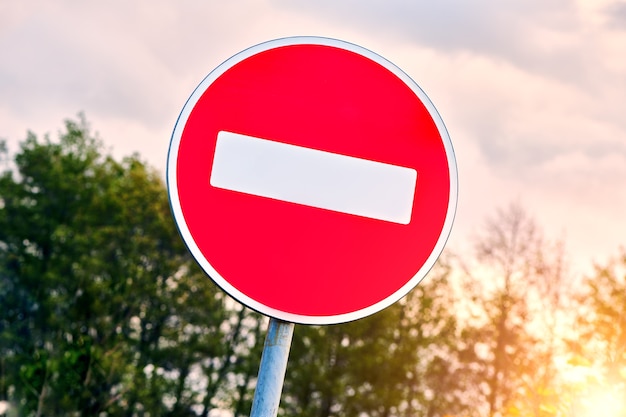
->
455;203;570;417
569;250;626;415
282;259;467;417
0;116;262;416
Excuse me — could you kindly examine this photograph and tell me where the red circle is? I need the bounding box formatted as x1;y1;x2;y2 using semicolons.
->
171;39;454;323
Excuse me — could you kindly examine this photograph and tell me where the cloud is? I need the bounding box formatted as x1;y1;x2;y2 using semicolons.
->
0;2;182;127
604;1;626;29
270;0;594;84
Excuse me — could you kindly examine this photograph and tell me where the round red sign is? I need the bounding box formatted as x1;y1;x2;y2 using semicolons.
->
168;37;457;324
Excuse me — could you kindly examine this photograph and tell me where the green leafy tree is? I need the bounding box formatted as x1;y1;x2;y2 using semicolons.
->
0;116;262;416
281;259;466;417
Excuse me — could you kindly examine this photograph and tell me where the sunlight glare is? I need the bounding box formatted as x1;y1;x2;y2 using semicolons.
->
580;389;624;417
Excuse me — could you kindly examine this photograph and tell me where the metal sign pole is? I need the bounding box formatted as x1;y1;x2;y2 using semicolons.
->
249;318;295;417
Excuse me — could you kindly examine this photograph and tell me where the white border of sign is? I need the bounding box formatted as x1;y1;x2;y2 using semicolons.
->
167;36;458;325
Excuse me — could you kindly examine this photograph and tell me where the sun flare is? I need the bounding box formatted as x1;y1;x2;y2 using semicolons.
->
579;389;624;417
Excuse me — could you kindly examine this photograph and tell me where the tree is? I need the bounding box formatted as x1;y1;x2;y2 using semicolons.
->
569;250;626;415
281;258;467;417
456;203;569;417
0;116;262;416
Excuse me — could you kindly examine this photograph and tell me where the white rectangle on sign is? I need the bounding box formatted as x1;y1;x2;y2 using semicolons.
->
210;131;417;224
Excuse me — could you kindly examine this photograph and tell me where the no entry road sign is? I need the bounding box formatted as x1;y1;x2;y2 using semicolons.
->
167;37;457;324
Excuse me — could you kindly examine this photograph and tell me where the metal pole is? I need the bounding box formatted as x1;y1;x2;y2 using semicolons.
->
249;318;295;417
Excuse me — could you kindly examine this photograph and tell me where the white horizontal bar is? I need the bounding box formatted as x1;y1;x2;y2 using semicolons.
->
210;131;417;224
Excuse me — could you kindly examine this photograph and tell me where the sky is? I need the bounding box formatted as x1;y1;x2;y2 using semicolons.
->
1;0;625;276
